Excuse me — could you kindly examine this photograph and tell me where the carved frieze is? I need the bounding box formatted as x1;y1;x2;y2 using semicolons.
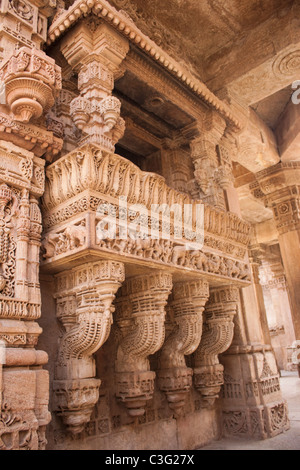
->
41;144;251;285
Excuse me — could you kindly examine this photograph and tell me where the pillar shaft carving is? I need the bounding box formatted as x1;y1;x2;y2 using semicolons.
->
193;286;238;406
157;279;209;416
256;162;300;339
0;136;53;449
190;110;227;210
60;20;129;151
53;260;125;435
115;271;172;417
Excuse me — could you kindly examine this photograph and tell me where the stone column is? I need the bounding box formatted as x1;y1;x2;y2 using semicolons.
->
157;279;209;416
189;110;227;210
248;243;273;347
60;19;129;151
220;281;290;439
0;0;62;447
193;286;238;407
53;260;125;435
114;271;172;418
160;136;194;194
257;162;300;340
0;157;51;450
218;132;242;216
257;243;296;370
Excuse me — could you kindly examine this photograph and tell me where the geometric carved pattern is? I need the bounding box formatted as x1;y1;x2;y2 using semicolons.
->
193;286;238;406
53;260;125;434
115;271;172;417
157;279;209;416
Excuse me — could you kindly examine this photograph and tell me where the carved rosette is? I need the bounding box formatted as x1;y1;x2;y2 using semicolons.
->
115;271;172;417
157;279;209;416
54;260;125;434
193;286;238;406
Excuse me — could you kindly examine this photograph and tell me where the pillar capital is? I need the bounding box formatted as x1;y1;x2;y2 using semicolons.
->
256;162;300;235
60;20;129;151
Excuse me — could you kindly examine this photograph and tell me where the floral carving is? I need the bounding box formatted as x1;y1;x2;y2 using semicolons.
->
0;47;61;123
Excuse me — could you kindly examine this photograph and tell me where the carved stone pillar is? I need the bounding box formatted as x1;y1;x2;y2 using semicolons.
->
218;132;242;216
157;279;209;416
256;162;300;340
53;260;125;435
189;110;227;210
0;0;62;448
0;146;51;450
161;136;194;194
193;286;238;406
60;19;129;151
257;243;296;370
220;283;290;439
115;271;172;418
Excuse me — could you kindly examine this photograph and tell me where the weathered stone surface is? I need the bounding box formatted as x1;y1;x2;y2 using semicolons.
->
0;0;297;452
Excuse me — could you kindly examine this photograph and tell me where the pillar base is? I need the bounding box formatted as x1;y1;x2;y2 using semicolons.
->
115;370;156;417
222;401;289;439
194;364;224;407
221;348;290;439
157;367;193;417
53;378;101;435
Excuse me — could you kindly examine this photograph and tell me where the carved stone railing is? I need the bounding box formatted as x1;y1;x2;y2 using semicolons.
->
41;143;251;286
157;279;209;416
53;260;124;434
193;286;238;406
114;271;172;417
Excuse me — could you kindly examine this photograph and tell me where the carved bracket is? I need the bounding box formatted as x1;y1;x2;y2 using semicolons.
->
157;279;209;416
115;271;172;417
193;286;239;406
53;260;125;434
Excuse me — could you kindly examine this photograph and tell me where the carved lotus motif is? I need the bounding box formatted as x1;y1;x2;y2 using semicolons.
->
0;46;61;123
5;78;54;123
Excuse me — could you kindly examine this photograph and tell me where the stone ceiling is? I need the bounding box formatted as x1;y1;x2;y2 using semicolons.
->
107;0;299;130
54;0;300;227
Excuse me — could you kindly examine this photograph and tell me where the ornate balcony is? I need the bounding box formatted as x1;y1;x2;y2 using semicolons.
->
41;143;251;287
